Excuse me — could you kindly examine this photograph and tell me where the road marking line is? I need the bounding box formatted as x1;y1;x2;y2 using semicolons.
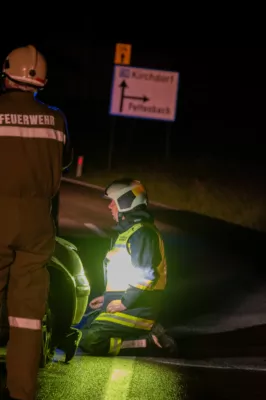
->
104;357;136;400
84;223;108;237
141;357;266;371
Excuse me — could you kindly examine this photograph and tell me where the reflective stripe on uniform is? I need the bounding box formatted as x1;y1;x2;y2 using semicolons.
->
0;126;65;143
105;222;167;292
96;312;154;331
109;337;122;355
134;280;154;290
8;316;42;330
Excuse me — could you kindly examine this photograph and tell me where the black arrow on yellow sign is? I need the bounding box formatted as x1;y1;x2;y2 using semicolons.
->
119;80;149;112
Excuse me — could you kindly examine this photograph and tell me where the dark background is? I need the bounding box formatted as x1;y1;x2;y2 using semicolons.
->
1;41;265;170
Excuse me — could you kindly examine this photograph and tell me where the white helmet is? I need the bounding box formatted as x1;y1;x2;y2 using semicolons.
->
104;178;148;213
2;45;47;88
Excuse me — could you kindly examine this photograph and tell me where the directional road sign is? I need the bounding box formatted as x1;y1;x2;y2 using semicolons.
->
114;43;132;65
109;65;179;121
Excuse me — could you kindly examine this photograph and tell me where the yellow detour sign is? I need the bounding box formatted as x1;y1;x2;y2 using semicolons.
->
114;43;132;65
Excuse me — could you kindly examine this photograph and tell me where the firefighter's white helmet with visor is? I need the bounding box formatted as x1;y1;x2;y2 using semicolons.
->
104;178;148;213
2;45;47;88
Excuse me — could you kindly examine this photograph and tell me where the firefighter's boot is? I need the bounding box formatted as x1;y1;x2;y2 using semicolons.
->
58;327;82;363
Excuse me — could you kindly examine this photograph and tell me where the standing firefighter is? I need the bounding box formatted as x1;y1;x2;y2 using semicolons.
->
79;178;176;356
0;45;72;400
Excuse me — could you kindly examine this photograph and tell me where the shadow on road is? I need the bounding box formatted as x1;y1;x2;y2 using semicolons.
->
175;324;266;358
151;209;266;334
152;207;265;260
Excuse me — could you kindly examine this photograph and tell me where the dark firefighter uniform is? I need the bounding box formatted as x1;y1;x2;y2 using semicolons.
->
0;45;72;400
79;208;167;356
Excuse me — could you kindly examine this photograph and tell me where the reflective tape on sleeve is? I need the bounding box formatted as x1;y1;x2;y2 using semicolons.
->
9;316;42;330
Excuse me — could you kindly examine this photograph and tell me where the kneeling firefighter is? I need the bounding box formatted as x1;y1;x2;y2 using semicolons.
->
79;178;176;356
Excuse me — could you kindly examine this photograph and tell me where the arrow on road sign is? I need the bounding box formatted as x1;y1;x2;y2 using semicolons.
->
119;80;149;112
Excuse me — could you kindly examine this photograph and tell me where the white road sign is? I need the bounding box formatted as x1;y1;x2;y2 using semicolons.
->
109;65;179;121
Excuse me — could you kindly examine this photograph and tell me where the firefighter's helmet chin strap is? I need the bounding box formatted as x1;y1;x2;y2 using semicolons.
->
118;204;148;223
118;210;133;223
0;73;44;93
118;212;125;222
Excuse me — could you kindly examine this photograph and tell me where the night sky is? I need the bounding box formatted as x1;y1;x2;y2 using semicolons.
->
1;41;264;166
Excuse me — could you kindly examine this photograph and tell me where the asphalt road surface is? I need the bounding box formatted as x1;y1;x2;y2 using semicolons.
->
59;180;178;236
36;353;266;400
1;349;266;399
2;180;266;399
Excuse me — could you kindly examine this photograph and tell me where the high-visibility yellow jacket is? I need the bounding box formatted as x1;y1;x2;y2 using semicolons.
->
104;220;167;309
